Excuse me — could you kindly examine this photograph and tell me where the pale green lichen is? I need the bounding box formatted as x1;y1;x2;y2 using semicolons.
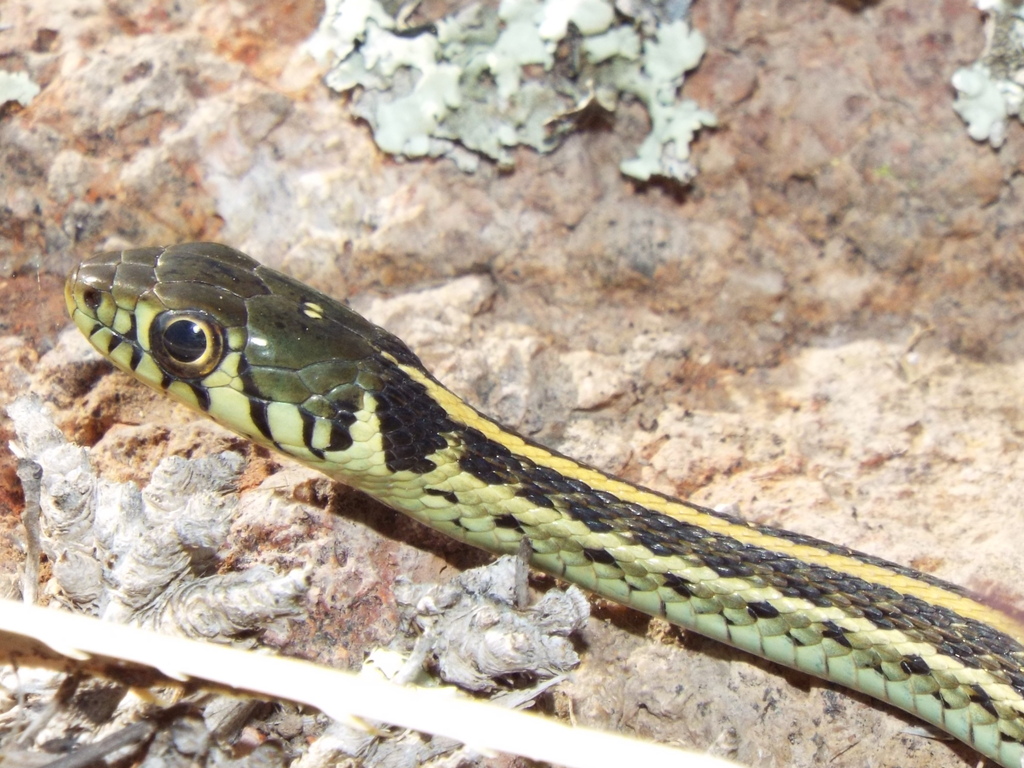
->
952;64;1012;147
0;71;41;107
489;2;553;100
343;23;463;156
309;0;714;182
537;0;615;39
305;0;395;64
953;1;1024;148
584;27;642;64
617;20;715;180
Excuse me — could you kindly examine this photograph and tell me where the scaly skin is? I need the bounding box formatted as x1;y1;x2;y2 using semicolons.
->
67;242;1024;767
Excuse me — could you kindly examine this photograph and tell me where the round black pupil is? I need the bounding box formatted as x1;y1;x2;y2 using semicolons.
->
163;320;207;362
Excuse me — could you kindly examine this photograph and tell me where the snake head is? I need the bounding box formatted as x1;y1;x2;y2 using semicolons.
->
66;242;444;470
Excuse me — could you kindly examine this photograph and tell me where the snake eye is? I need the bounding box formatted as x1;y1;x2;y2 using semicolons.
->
151;311;224;379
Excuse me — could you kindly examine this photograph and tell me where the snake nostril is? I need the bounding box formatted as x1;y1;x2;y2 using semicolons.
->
82;286;102;311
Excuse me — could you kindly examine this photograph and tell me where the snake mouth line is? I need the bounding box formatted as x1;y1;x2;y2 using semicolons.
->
69;300;144;375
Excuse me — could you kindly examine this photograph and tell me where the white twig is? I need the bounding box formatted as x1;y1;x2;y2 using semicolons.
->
0;599;739;768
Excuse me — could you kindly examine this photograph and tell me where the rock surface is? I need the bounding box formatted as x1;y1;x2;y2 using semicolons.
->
1;2;1022;767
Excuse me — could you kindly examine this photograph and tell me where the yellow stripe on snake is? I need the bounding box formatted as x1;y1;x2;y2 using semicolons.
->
65;242;1024;767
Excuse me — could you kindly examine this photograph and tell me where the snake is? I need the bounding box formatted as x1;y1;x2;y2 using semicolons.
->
65;241;1024;767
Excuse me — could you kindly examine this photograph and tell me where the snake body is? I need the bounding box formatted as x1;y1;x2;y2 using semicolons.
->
66;242;1024;766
